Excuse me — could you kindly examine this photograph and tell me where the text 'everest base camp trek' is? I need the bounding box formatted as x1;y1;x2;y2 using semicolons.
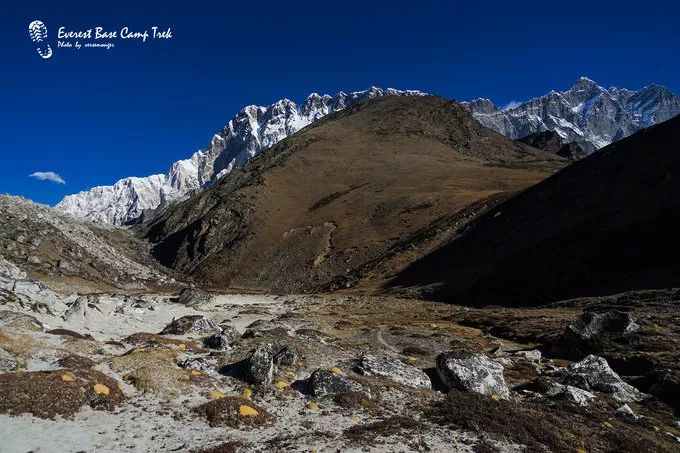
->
1;78;680;452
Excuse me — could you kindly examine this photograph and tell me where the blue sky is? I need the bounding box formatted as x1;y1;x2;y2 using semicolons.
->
2;0;679;205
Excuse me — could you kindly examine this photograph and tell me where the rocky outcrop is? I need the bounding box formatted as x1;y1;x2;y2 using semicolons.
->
310;369;363;398
436;350;510;398
566;311;639;340
563;355;648;402
246;345;274;385
355;354;431;389
177;288;212;307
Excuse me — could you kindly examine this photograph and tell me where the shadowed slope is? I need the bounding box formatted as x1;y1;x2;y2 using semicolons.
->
388;114;680;306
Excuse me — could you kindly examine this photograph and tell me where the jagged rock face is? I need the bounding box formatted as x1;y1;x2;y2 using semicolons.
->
56;87;425;225
462;77;680;154
516;130;586;160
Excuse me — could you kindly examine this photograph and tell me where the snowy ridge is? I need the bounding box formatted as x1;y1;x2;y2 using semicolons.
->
57;87;425;225
461;77;680;154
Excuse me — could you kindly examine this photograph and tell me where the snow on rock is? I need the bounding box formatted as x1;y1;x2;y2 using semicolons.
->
462;77;680;155
56;87;425;225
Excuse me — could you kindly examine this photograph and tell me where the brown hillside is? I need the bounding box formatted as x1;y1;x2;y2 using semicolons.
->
144;96;566;292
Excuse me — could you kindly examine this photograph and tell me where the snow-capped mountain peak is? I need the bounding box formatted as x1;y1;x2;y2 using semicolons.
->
462;77;680;153
56;87;425;225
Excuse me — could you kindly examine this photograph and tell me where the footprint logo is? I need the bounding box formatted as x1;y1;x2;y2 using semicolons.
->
28;20;52;59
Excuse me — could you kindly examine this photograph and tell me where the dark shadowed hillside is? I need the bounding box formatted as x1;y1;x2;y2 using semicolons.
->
388;115;680;306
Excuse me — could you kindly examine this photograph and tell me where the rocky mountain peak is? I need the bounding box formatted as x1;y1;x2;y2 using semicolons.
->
56;87;424;225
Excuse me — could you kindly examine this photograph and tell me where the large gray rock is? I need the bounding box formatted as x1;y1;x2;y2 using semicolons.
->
356;354;431;389
0;256;26;280
436;350;510;399
177;288;212;307
11;280;59;308
160;315;221;336
203;326;240;350
274;346;298;367
546;383;595;407
246;344;274;385
567;311;639;341
565;355;649;402
310;369;363;398
62;296;89;323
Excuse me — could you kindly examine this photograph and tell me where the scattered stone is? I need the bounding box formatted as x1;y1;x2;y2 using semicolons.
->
546;384;595;407
29;238;41;247
0;349;22;372
11;280;59;308
513;350;542;362
159;315;221;336
177;288;212;307
193;396;273;428
566;310;640;340
62;296;89;322
565;355;649;402
180;356;216;372
0;255;26;280
436;350;510;399
616;404;638;419
355;354;431;389
26;255;41;264
309;369;363;398
203;326;239;350
273;346;298;366
246;344;274;385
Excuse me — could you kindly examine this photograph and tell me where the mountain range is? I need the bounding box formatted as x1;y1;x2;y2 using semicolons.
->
461;77;680;153
55;87;424;225
55;78;680;226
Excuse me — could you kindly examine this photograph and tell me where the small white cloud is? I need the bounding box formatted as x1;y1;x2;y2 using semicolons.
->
29;171;66;184
502;100;522;111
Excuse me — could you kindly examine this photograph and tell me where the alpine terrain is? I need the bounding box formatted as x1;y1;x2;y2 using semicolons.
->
2;91;680;453
55;88;424;225
143;95;566;293
462;77;680;154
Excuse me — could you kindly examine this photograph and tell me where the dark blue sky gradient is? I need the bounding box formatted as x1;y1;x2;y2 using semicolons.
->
2;0;679;204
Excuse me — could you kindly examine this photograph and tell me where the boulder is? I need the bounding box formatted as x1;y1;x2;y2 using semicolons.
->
310;369;363;397
62;296;89;323
355;354;431;389
273;346;298;366
513;350;542;362
11;280;59;308
615;404;638;419
566;311;639;341
177;288;212;307
203;326;239;350
546;383;595;407
180;356;216;372
565;355;649;402
436;350;510;399
246;345;274;385
160;315;221;336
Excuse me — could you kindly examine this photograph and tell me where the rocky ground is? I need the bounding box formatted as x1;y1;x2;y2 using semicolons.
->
1;257;680;453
